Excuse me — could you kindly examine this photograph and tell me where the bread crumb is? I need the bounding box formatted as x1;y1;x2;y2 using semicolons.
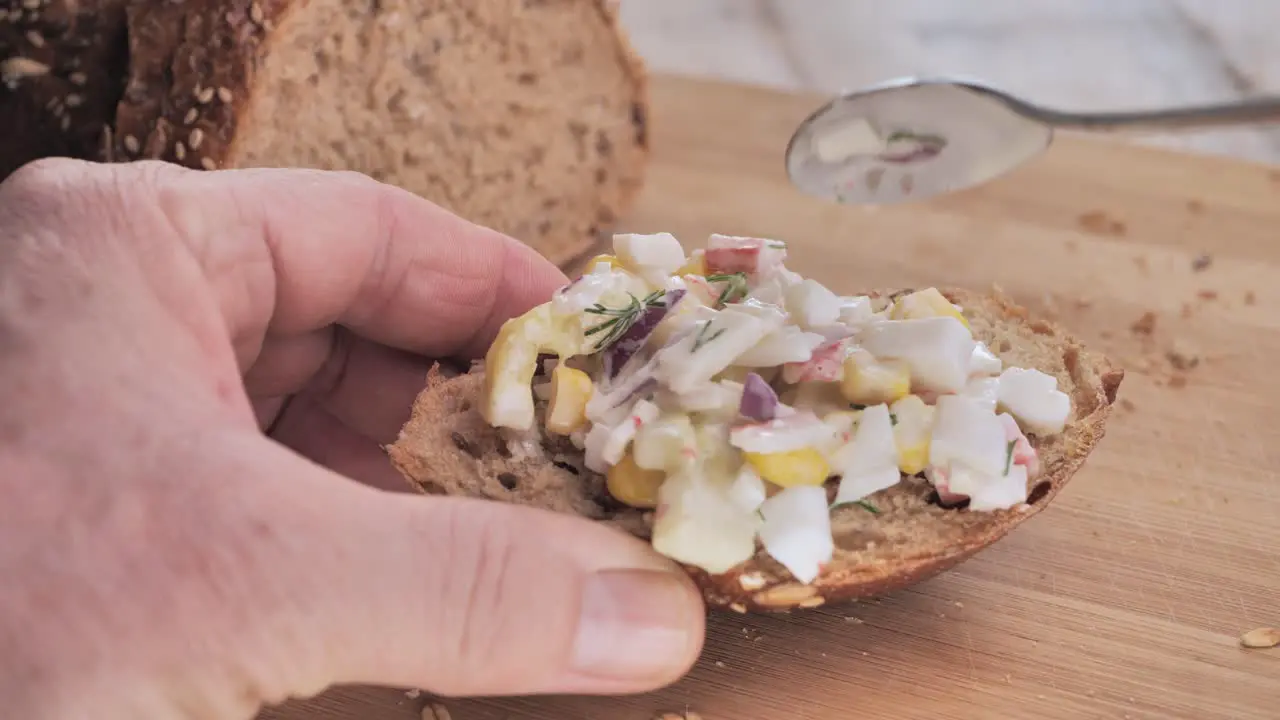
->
1166;340;1200;371
845;616;864;624
423;703;452;720
405;689;421;699
1130;311;1157;336
1245;291;1257;305
1191;253;1213;271
1197;289;1218;301
715;660;725;668
1240;627;1280;648
954;601;964;608
1167;373;1188;389
654;712;701;720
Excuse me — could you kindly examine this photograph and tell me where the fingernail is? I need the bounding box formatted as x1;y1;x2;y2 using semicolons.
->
571;569;699;681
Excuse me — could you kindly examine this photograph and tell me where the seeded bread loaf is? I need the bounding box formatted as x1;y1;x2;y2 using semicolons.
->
387;287;1125;612
1;0;648;266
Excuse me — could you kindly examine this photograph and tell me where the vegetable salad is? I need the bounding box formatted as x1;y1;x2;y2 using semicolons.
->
480;233;1071;583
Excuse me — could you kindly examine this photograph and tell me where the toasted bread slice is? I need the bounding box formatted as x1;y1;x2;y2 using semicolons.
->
387;287;1123;612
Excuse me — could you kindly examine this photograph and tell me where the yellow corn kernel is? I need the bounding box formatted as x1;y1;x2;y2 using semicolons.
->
743;448;830;488
890;287;969;329
890;395;933;475
586;253;623;271
840;354;911;406
545;365;593;435
675;251;707;277
606;452;666;509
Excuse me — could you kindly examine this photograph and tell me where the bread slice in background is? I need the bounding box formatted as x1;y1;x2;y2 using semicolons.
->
387;287;1125;612
1;0;647;267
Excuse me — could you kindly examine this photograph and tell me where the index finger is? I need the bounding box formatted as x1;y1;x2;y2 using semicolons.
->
154;164;569;359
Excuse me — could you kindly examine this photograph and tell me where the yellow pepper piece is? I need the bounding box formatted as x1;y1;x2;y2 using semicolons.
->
481;304;582;430
585;254;623;270
606;452;667;509
743;448;830;488
840;354;911;406
545;366;593;435
675;252;707;277
890;287;969;329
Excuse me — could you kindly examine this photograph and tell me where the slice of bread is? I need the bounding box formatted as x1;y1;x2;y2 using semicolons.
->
387;288;1124;612
1;0;647;266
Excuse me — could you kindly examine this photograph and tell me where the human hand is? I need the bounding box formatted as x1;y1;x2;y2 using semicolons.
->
0;159;705;719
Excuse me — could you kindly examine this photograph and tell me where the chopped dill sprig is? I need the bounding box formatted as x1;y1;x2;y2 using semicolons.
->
705;272;750;307
583;290;666;351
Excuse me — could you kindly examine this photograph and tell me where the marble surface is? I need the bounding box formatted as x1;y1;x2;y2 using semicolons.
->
618;0;1280;164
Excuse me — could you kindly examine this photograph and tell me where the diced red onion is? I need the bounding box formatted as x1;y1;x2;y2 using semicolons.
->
739;372;779;422
602;289;686;378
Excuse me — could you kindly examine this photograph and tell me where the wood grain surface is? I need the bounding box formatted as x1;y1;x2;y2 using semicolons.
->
259;75;1280;720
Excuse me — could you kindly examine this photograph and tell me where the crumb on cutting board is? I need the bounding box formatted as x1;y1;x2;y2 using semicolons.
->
1191;253;1212;271
1240;627;1280;649
423;703;452;720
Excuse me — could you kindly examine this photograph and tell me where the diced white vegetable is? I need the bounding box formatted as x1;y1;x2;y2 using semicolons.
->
633;414;695;471
758;486;834;584
968;463;1030;512
598;398;661;468
998;412;1041;478
834;466;901;506
727;464;768;513
969;341;1003;376
652;473;760;575
668;379;742;415
734;325;826;367
838;295;875;325
997;367;1071;436
960;376;1001;413
830;403;898;477
857;317;976;394
929;395;1008;479
583;423;612;474
612;232;687;277
729;410;833;454
656;305;785;393
784;278;843;329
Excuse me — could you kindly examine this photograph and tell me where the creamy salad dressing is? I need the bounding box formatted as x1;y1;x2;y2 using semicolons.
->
480;232;1071;583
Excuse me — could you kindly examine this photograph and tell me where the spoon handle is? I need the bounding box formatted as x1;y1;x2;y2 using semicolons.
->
1019;96;1280;133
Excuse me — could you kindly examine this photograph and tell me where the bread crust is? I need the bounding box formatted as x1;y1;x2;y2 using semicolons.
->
110;0;649;265
387;287;1124;612
0;0;130;177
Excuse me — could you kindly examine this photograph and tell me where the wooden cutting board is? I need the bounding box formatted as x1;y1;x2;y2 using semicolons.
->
260;75;1280;720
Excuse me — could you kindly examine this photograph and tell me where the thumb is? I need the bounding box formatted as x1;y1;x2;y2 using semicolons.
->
252;449;707;699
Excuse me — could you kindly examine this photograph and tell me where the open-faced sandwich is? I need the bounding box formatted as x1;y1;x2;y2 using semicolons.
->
388;233;1124;612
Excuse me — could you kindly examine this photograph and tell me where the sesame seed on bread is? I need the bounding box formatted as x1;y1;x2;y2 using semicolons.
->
386;287;1124;612
1;0;648;266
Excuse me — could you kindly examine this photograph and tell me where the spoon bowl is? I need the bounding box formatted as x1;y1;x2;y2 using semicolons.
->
785;78;1053;206
786;77;1280;206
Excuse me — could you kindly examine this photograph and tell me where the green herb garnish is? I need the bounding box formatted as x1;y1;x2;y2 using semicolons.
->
890;413;898;426
705;272;750;307
832;499;880;515
691;320;726;352
849;403;867;411
1004;439;1017;475
583;290;666;351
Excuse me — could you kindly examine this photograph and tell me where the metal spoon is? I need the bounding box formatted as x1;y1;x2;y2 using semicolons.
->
785;77;1280;206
